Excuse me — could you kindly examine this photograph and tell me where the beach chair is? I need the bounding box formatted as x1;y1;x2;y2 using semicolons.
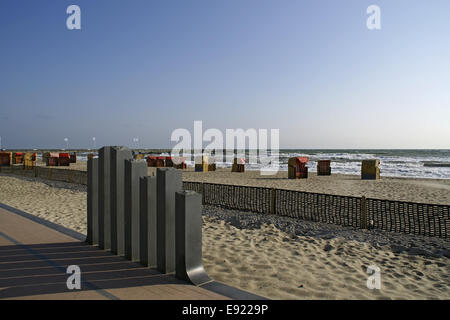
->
24;152;36;168
12;152;24;164
0;152;12;166
165;156;174;167
361;160;380;180
317;160;331;176
231;157;245;172
156;156;165;167
58;153;70;166
288;157;308;179
146;156;157;167
206;156;216;171
47;152;59;166
43;152;50;165
173;157;187;169
195;155;209;172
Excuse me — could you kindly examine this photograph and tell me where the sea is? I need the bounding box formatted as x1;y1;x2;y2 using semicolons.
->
267;149;450;179
70;149;450;180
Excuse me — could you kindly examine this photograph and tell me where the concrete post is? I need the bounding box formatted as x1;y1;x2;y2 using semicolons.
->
139;176;157;268
98;147;111;250
110;147;133;255
175;191;211;285
124;159;147;261
156;168;183;274
87;157;99;245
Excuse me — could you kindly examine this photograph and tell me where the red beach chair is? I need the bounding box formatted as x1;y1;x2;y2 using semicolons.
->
288;157;308;179
165;156;174;167
147;156;157;167
58;153;71;166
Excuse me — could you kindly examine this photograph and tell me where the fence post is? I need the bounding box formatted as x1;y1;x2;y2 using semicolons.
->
175;190;211;285
361;196;367;229
270;188;276;215
201;183;205;205
156;167;183;274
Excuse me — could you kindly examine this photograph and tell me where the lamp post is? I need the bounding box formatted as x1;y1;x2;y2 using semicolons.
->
133;137;139;150
64;138;69;150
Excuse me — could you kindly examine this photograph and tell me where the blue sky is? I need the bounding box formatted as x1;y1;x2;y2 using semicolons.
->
0;0;449;149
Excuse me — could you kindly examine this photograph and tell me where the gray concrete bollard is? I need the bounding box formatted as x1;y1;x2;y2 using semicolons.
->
124;159;147;261
175;191;211;285
110;147;133;255
98;147;111;250
87;157;99;245
139;176;157;267
156;168;183;274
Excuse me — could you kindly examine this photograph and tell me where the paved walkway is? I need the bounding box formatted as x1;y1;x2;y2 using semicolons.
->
0;205;261;300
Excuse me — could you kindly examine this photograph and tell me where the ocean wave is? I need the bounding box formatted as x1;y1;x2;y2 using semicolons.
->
52;150;450;179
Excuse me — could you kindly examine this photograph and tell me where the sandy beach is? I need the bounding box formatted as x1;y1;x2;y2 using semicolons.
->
0;173;448;300
36;161;450;205
182;168;450;205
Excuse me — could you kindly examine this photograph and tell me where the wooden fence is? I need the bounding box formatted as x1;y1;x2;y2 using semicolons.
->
0;165;87;185
183;181;449;239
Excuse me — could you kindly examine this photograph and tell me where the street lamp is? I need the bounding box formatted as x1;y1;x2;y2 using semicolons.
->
132;137;139;149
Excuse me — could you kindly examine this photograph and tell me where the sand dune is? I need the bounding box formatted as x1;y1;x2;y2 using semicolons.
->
0;174;448;299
